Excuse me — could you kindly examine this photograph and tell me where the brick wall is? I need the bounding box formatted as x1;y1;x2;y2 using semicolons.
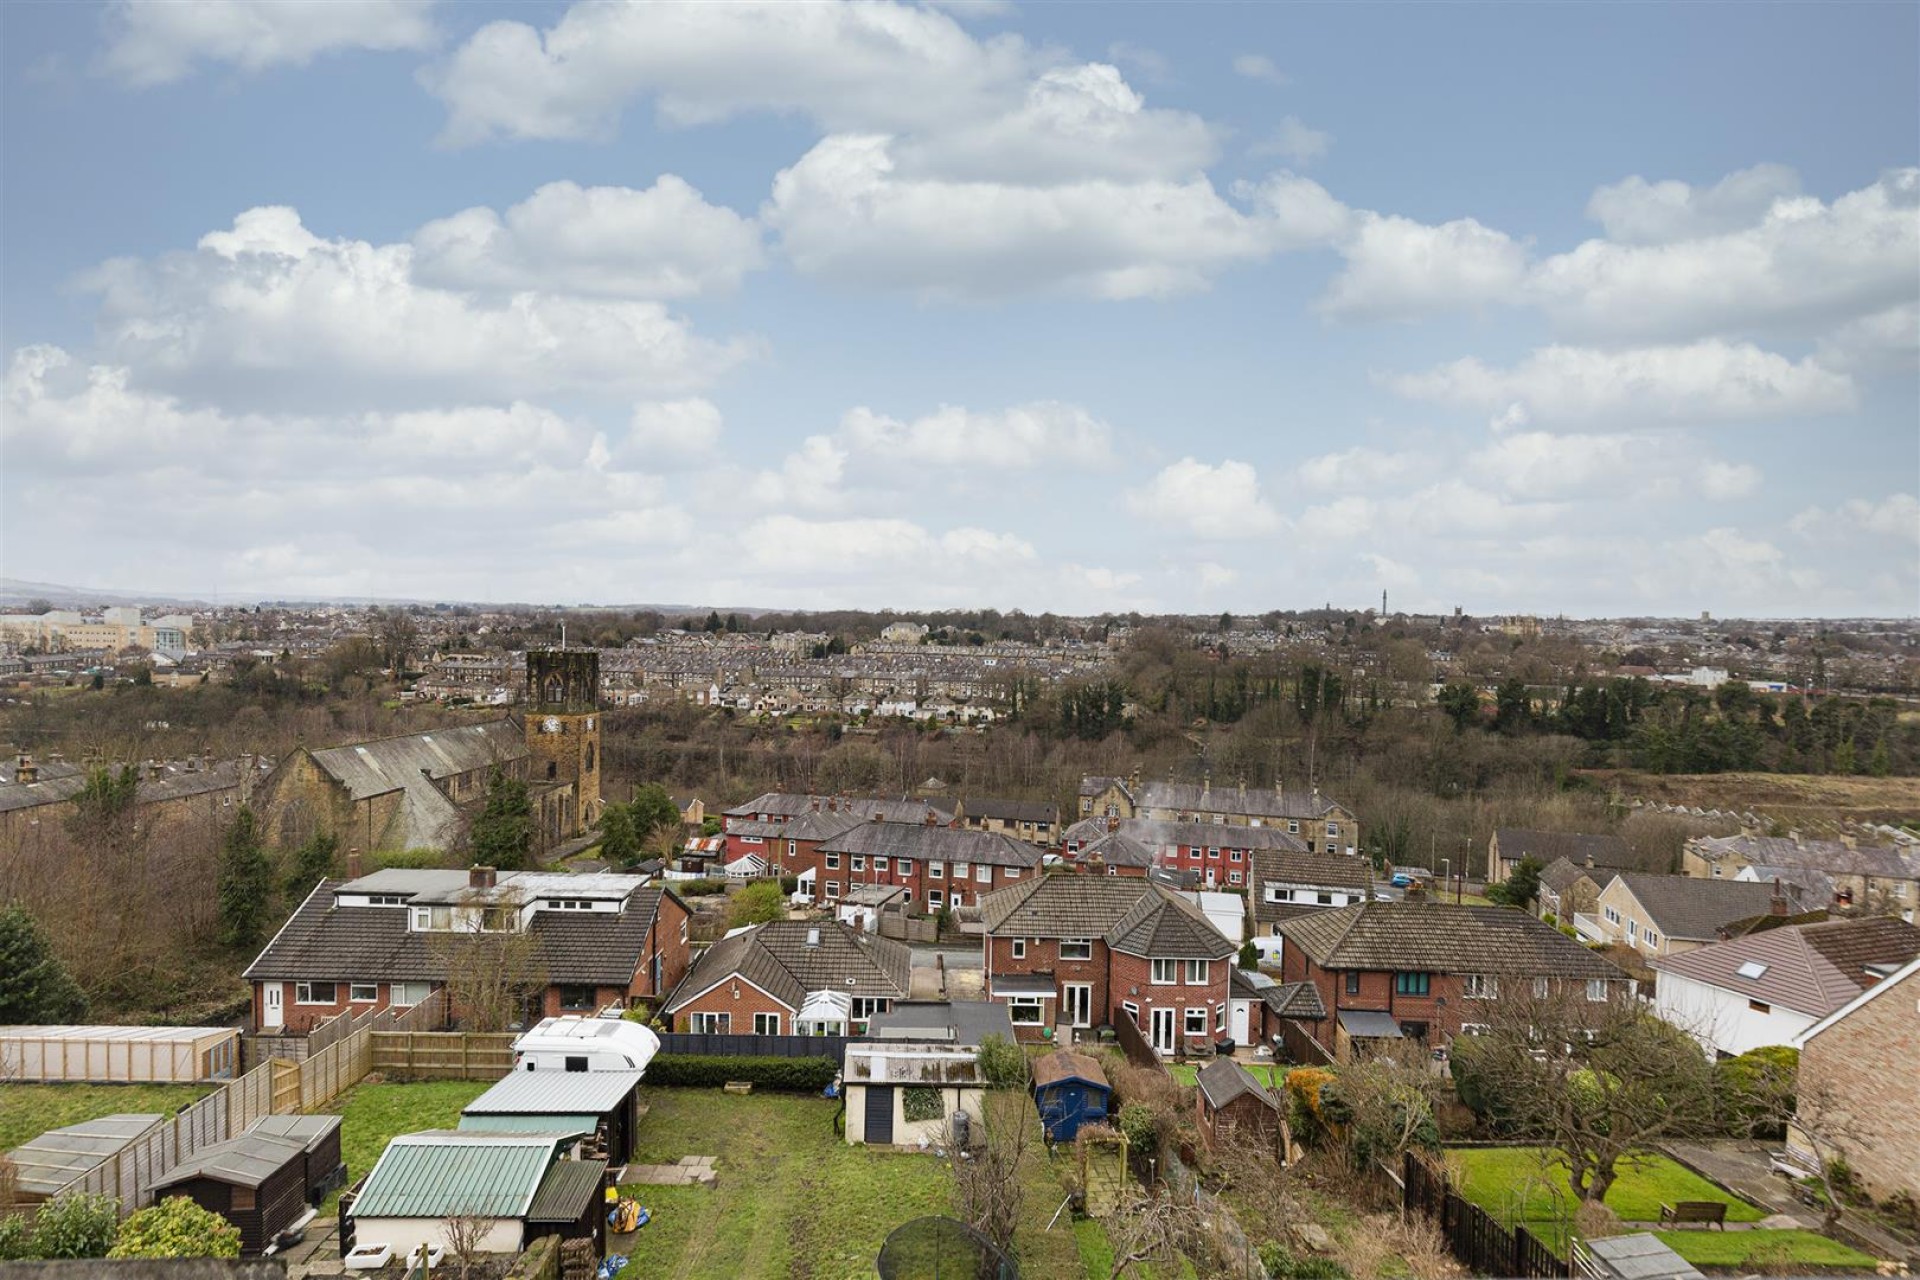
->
673;977;794;1035
1798;966;1920;1198
1110;950;1229;1050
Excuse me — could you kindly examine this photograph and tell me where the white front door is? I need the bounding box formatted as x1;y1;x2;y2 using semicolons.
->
1062;984;1093;1028
1230;999;1251;1044
262;984;284;1030
1150;1007;1177;1055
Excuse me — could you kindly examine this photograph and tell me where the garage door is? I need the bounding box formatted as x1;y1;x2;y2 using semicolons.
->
864;1085;894;1145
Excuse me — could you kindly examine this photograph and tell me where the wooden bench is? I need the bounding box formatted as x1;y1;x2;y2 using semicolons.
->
1658;1201;1727;1229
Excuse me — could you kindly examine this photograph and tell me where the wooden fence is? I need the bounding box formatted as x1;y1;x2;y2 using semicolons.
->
1110;1011;1161;1070
1278;1018;1334;1066
370;1032;517;1080
656;1032;861;1066
1403;1152;1569;1279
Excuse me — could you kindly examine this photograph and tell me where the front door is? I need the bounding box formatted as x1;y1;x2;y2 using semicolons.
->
1150;1007;1177;1055
1230;999;1251;1045
262;984;283;1030
864;1085;895;1145
1062;984;1093;1029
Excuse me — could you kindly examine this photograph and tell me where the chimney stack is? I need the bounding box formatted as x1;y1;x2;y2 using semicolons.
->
1769;877;1789;917
347;847;363;880
924;810;936;826
15;754;36;784
1107;815;1120;833
811;797;821;812
470;864;497;890
871;812;883;823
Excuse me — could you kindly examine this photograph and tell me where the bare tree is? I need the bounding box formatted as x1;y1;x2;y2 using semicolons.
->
1104;1188;1198;1280
440;1209;490;1278
428;894;548;1032
946;1088;1033;1256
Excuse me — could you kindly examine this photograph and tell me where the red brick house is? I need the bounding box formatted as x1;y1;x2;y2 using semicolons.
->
244;867;692;1033
1275;902;1628;1062
660;920;912;1036
980;873;1235;1054
1060;817;1315;891
801;821;1043;911
722;807;861;877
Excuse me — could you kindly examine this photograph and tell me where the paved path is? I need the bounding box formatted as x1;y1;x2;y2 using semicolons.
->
1664;1138;1917;1263
626;1155;719;1186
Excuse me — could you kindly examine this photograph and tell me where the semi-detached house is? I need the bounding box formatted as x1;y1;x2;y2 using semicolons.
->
981;874;1235;1055
808;821;1043;912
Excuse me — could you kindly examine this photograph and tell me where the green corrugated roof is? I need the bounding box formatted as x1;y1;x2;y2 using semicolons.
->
352;1131;570;1220
457;1114;598;1137
526;1159;606;1223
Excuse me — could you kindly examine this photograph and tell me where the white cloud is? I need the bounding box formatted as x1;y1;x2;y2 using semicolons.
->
411;178;763;299
1298;496;1376;541
1319;212;1529;319
423;0;1035;145
736;515;1035;574
1790;494;1920;543
1817;302;1920;374
625;399;725;463
1232;54;1288;86
837;401;1114;469
1294;446;1421;490
1531;168;1920;341
1196;562;1239;590
80;206;751;409
1105;42;1170;84
1466;431;1760;503
747;435;849;509
1584;163;1802;244
1125;458;1283;538
1250;116;1330;166
1391;340;1856;427
1699;461;1762;501
101;0;436;87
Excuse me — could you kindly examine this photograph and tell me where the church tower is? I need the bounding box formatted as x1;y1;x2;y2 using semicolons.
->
525;649;602;834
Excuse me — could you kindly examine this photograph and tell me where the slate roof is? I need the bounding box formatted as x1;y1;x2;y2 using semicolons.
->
980;874;1234;960
1612;874;1805;942
0;756;255;815
1063;816;1311;853
1691;834;1920;881
963;796;1059;824
1196;1057;1279;1112
1137;780;1346;820
1539;857;1606;896
1494;829;1635;869
245;878;679;986
723;792;955;825
1652;918;1920;1018
1075;830;1156;868
1278;902;1623;979
302;720;527;850
662;920;911;1015
818;821;1042;868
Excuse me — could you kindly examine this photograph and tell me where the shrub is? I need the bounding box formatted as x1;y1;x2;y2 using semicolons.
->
645;1053;837;1092
1715;1044;1797;1138
1116;1102;1159;1156
1284;1067;1339;1144
30;1193;120;1258
676;878;727;897
1259;1243;1351;1279
976;1034;1028;1089
0;1215;31;1261
108;1197;240;1259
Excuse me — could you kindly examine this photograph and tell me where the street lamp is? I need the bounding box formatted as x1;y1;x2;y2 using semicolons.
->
1441;857;1451;902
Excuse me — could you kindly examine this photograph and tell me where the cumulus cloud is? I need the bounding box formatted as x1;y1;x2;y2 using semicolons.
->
1319;212;1529;319
1294;446;1424;490
1584;163;1803;244
1390;340;1856;427
1196;562;1239;590
1125;458;1283;538
748;435;849;509
1790;493;1920;543
411;178;763;299
624;399;725;463
80;206;751;409
101;0;436;86
1232;54;1288;85
1817;302;1920;374
837;401;1114;469
1249;116;1331;166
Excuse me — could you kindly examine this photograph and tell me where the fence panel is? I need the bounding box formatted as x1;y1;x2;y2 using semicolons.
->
656;1032;860;1066
1110;1014;1161;1070
368;1032;516;1080
1401;1152;1567;1280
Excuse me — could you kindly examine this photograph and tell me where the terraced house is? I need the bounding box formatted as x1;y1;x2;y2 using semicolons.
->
1062;816;1315;890
805;821;1043;912
1685;832;1920;922
981;874;1236;1054
1078;774;1359;856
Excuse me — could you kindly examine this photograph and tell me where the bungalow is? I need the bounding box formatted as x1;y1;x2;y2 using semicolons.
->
1275;902;1627;1061
661;920;912;1036
1651;917;1920;1058
1592;873;1809;958
243;867;692;1033
1792;954;1920;1199
1487;828;1635;886
980;873;1235;1055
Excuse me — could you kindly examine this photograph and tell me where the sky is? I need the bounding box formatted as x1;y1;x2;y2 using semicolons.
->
2;0;1916;617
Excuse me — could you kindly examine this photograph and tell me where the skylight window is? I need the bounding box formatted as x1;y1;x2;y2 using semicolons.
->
1736;961;1769;979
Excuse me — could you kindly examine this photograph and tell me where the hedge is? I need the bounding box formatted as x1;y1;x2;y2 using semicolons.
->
646;1054;838;1091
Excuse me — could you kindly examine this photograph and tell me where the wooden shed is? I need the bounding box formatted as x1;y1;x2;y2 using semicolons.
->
457;1069;644;1165
243;1114;346;1204
4;1114;160;1204
0;1025;239;1083
1031;1051;1110;1143
148;1131;312;1254
1193;1058;1282;1148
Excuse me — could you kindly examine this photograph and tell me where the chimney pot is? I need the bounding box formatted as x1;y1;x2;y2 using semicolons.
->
871;812;882;823
470;864;497;890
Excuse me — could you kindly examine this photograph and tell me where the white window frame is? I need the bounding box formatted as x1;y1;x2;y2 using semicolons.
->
825;853;841;870
1327;822;1340;838
1184;959;1210;985
929;862;945;879
1010;938;1026;960
1228;871;1242;886
753;1012;781;1035
1464;974;1498;1000
295;982;336;1005
1004;867;1020;880
692;1011;730;1033
788;840;797;857
1458;1023;1490;1037
898;859;914;875
873;857;887;872
852;855;866;872
1230;849;1243;862
1586;979;1609;1002
928;890;944;910
1008;996;1045;1025
349;983;379;1003
1532;977;1549;1000
1151;958;1178;985
1184;1007;1207;1036
1287;821;1300;834
976;864;992;884
824;880;840;899
1215;1002;1227;1032
954;862;970;878
1060;938;1093;961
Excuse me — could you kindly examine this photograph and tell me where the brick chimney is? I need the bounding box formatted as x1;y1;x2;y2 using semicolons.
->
924;810;937;826
1769;877;1790;917
871;812;883;823
15;753;36;784
811;797;821;812
347;846;363;880
470;864;497;890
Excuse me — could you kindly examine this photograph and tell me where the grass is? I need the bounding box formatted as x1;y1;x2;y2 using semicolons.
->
1167;1063;1286;1089
318;1079;492;1212
1652;1228;1879;1269
1448;1146;1764;1251
0;1083;214;1151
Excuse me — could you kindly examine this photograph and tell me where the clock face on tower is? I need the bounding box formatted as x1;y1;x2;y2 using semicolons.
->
543;717;560;733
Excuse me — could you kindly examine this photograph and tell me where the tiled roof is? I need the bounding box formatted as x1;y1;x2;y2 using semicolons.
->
1196;1057;1278;1111
1250;848;1373;925
1614;874;1803;942
1494;829;1635;868
1136;780;1345;821
1652;918;1920;1018
1265;981;1326;1019
980;874;1234;960
1076;830;1156;868
1691;834;1920;881
1108;889;1237;960
662;920;911;1015
722;792;955;824
1539;857;1605;895
963;796;1059;824
818;822;1041;868
1278;903;1623;979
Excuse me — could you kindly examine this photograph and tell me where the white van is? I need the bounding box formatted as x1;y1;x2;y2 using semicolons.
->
511;1016;661;1074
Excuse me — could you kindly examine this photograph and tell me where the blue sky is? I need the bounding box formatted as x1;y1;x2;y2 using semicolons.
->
3;0;1915;615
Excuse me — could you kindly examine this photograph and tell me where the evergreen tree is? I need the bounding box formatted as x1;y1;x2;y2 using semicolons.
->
284;829;339;901
598;804;639;865
216;807;274;950
0;903;88;1023
471;767;535;870
703;610;723;633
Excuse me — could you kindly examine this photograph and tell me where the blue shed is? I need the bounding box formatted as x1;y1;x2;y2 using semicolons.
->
1031;1050;1111;1142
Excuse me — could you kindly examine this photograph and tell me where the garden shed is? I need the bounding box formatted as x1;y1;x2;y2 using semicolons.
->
843;1043;985;1147
242;1113;346;1204
346;1131;604;1261
1193;1057;1282;1148
457;1068;644;1164
0;1025;239;1083
148;1130;312;1254
1031;1051;1110;1143
4;1114;160;1203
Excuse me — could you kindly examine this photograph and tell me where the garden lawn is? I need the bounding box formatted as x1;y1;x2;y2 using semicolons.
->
1448;1147;1764;1251
1168;1063;1285;1090
0;1083;213;1151
1653;1229;1878;1270
318;1079;492;1213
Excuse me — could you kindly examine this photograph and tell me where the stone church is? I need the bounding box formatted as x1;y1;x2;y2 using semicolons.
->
255;650;602;858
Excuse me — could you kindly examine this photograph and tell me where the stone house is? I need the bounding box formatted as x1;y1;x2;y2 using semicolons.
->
1592;873;1810;958
1486;828;1636;885
1686;832;1920;922
1794;954;1920;1198
1077;775;1360;857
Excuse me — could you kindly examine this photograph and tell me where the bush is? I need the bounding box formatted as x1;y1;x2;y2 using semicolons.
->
1284;1066;1339;1145
30;1193;120;1258
677;878;727;896
108;1196;241;1259
1715;1044;1797;1138
645;1054;837;1092
1259;1243;1352;1279
0;1215;31;1261
976;1034;1028;1089
1116;1101;1159;1156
